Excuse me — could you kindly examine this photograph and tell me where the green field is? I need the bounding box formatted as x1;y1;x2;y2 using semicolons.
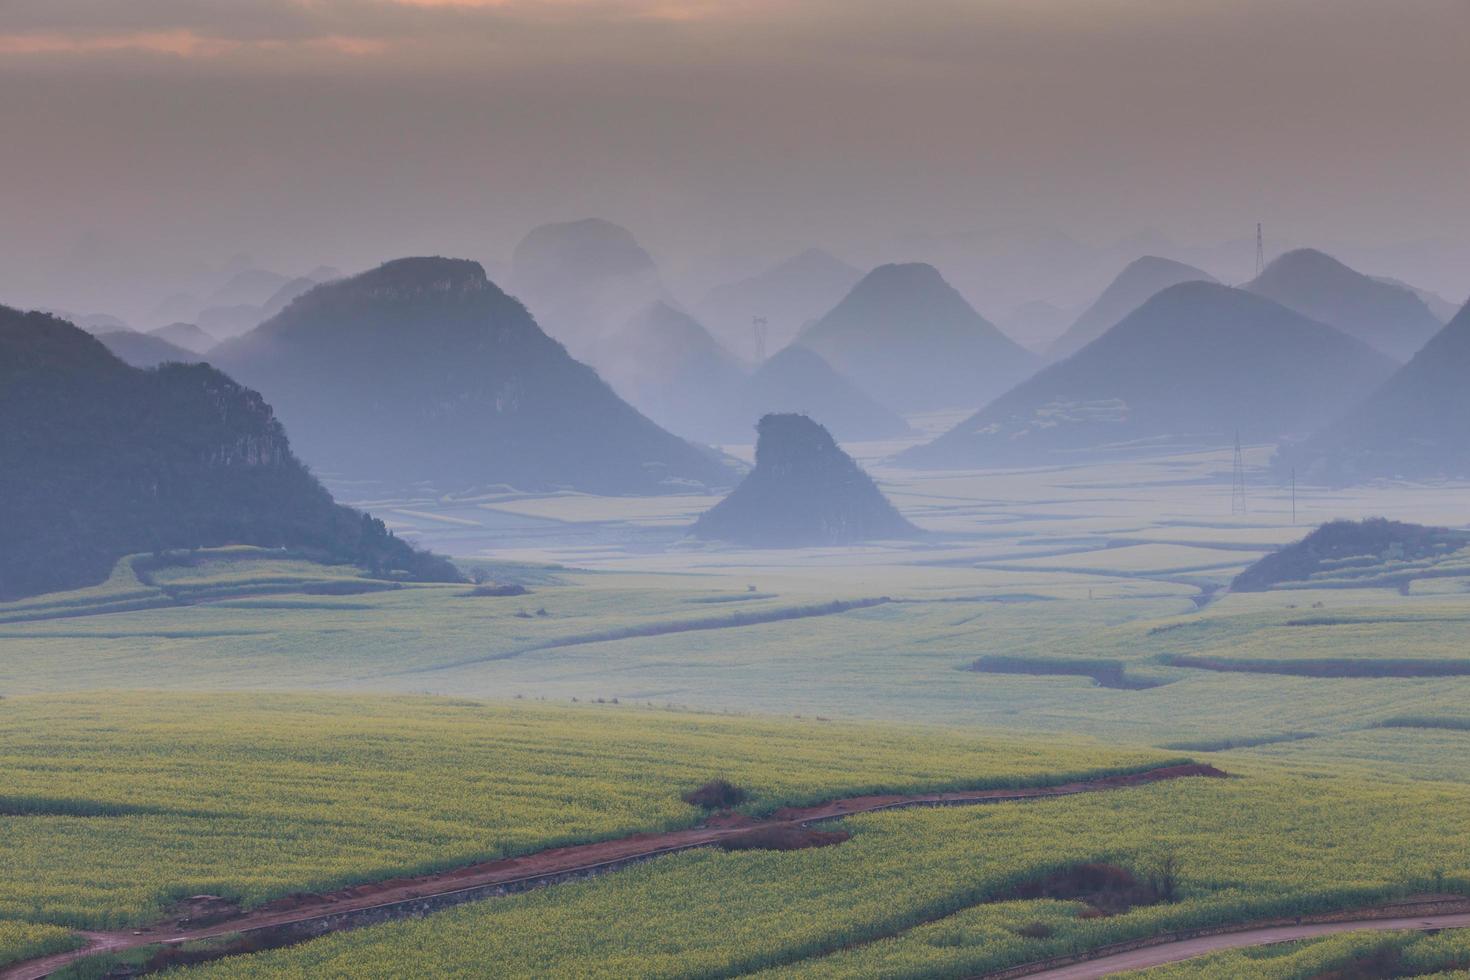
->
7;449;1470;977
167;759;1470;978
0;692;1172;929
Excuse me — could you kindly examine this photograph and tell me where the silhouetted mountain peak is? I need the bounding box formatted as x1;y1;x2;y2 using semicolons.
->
214;258;734;495
800;262;1038;412
1247;248;1440;360
900;282;1397;468
336;256;490;297
512;219;656;288
692;413;918;546
1046;256;1217;360
1280;298;1470;482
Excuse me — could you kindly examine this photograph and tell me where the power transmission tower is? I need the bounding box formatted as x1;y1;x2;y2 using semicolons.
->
1255;223;1265;278
751;315;769;362
1231;431;1248;516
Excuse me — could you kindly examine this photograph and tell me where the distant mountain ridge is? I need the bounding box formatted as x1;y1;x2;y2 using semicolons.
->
0;307;458;600
1279;298;1470;483
97;330;200;369
899;282;1398;468
799;263;1039;413
214;257;736;495
596;302;747;445
692;413;918;546
1247;248;1442;360
149;321;216;353
1046;256;1217;360
602;303;911;445
510;218;667;357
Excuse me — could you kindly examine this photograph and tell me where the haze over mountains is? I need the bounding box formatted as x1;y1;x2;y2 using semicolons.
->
603;302;911;446
799;263;1039;413
214;257;736;496
736;345;911;444
150;322;217;354
1246;249;1443;361
900;282;1398;468
1045;257;1217;361
693;414;918;546
696;249;864;361
0;307;457;600
596;302;747;447
510;219;666;359
97;330;201;369
153;266;341;340
1280;298;1470;483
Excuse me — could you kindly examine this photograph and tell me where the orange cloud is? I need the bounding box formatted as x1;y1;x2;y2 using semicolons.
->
0;30;236;57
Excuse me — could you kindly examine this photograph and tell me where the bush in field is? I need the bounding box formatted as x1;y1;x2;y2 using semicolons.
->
682;779;749;810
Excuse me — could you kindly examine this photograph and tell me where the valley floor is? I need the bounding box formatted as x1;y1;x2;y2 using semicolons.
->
4;447;1469;977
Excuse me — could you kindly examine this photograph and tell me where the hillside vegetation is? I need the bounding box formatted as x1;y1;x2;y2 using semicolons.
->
0;308;457;600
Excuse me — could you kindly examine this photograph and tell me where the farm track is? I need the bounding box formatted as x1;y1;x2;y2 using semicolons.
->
987;906;1470;979
2;764;1221;980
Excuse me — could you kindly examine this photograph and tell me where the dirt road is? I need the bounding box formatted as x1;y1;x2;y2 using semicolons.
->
1;764;1221;980
1005;910;1470;979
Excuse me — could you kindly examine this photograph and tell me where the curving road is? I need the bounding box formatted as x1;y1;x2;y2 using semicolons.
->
1011;911;1470;979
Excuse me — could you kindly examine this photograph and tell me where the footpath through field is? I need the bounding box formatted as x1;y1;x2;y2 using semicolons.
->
4;764;1219;980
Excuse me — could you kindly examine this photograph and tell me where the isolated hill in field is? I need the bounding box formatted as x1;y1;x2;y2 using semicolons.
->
97;330;201;368
596;302;747;443
0;307;459;600
696;249;865;359
1279;299;1470;483
693;414;918;546
734;346;911;443
1233;519;1470;592
510;218;666;356
214;257;735;495
799;263;1039;413
1046;256;1217;360
149;321;216;353
898;282;1398;468
1246;249;1442;360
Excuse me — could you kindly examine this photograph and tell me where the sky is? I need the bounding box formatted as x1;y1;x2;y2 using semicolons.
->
2;0;1468;319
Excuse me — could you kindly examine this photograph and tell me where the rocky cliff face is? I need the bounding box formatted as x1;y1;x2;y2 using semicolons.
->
692;414;919;546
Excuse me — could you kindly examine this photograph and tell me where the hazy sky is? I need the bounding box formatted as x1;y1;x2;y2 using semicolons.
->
2;0;1467;316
